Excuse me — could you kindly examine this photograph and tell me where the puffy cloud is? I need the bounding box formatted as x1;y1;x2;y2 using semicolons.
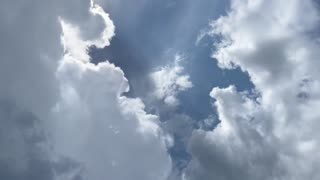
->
55;4;172;179
0;0;172;180
150;54;193;106
51;50;172;180
185;0;320;180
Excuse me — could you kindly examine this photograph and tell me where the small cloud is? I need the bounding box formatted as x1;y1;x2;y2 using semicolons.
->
150;54;193;106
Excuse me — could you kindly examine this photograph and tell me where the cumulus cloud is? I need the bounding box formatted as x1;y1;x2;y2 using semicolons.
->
184;0;320;179
150;54;193;106
51;48;171;180
0;0;172;180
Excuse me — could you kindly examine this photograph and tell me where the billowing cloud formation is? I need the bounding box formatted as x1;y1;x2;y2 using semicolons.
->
185;0;320;180
0;0;171;180
52;15;171;179
150;55;193;106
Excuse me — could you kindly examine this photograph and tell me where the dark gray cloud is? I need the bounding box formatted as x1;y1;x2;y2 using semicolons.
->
0;100;52;180
0;100;85;180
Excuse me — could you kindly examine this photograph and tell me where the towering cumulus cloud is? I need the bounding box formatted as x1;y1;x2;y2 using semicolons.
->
0;0;171;180
184;0;320;180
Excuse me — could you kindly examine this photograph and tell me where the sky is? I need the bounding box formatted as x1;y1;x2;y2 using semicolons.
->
0;0;320;180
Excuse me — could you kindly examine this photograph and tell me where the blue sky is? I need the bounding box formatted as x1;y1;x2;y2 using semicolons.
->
1;0;320;180
90;1;254;171
90;0;253;119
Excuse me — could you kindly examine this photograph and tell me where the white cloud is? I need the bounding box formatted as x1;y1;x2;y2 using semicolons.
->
60;1;114;63
88;0;115;48
150;54;193;106
51;56;172;180
56;3;173;179
53;4;172;180
0;0;172;180
185;0;320;179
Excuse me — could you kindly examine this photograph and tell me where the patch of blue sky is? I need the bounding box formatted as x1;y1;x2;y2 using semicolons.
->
90;0;253;120
89;0;254;173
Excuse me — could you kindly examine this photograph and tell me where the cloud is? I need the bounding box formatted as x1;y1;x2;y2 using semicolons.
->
51;57;172;180
184;0;320;179
60;0;115;63
55;4;173;179
0;0;172;180
150;54;193;106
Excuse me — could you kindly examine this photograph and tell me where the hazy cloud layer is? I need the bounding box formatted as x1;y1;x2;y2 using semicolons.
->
184;0;320;179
